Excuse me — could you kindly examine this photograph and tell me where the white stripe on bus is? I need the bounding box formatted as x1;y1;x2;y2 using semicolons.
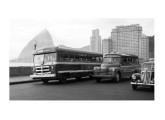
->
58;70;93;74
43;62;101;65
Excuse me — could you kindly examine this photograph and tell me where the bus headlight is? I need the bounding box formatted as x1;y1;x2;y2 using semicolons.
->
32;67;35;72
132;74;136;79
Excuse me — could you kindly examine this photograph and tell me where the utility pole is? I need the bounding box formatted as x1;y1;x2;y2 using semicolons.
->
34;40;37;50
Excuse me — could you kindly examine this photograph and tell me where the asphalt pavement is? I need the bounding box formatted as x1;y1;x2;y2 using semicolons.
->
10;78;154;100
10;75;41;85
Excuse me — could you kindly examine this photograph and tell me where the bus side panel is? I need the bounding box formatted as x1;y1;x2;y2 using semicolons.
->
55;63;100;78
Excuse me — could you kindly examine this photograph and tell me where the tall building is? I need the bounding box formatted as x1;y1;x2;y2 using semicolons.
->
111;24;142;56
139;34;149;60
149;36;154;58
109;38;113;53
90;29;101;52
102;39;109;54
102;38;113;54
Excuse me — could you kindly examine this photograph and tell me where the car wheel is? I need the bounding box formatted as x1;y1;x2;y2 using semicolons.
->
42;79;49;84
132;84;138;90
96;78;101;83
115;73;120;82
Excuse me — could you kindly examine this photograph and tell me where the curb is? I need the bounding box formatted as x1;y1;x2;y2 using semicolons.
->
10;80;41;85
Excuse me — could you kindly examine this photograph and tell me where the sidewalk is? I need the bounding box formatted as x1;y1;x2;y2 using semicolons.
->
10;75;41;85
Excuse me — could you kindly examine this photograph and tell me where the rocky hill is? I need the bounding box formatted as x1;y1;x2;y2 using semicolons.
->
11;29;91;63
17;29;54;62
79;45;90;51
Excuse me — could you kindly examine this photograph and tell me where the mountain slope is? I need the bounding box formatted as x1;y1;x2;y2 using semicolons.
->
18;29;54;62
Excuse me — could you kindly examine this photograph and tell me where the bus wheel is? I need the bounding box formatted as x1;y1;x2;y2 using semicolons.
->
114;73;120;83
132;84;137;90
42;79;49;84
96;78;101;83
60;76;67;84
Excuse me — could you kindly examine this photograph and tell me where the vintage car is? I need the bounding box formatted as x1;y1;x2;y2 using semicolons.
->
130;60;154;90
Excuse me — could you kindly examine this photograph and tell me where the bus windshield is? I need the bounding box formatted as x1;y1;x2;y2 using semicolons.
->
34;53;56;65
103;57;120;64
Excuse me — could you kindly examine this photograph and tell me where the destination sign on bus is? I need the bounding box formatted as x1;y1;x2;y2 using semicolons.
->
36;49;51;53
104;54;120;58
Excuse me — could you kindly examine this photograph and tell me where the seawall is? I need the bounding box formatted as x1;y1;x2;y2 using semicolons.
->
10;66;33;77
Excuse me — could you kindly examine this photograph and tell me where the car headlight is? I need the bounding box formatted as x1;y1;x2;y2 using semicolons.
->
108;68;115;71
51;66;54;70
132;74;136;79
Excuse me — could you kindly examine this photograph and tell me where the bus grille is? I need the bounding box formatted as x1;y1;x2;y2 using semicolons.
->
35;66;50;74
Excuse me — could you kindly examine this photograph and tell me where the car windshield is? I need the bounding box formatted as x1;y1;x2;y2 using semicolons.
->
103;57;120;64
141;62;154;71
34;53;56;65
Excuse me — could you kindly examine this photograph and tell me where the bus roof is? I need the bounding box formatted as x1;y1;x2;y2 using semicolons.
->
33;47;103;56
104;52;138;57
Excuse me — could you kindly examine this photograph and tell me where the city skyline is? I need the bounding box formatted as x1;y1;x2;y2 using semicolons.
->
10;18;154;59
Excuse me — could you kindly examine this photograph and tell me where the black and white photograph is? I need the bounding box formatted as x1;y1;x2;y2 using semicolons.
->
1;0;165;120
9;19;154;100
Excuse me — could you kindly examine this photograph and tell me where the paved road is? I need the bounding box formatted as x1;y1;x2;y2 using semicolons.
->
10;78;154;100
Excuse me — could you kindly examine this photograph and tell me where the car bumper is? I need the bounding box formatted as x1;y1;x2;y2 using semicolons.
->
130;82;154;86
30;74;56;79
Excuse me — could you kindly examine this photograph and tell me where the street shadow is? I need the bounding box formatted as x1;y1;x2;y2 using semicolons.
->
41;77;93;85
98;78;131;84
134;86;154;92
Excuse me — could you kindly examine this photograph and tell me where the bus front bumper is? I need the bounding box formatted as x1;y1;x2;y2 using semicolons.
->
30;74;56;79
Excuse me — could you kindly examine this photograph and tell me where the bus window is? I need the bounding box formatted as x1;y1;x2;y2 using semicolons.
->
63;54;69;61
127;58;132;65
44;53;56;64
75;54;80;62
132;58;139;64
57;54;63;62
91;57;96;62
58;53;69;62
34;54;44;65
69;54;75;62
121;58;126;65
103;57;120;64
96;57;102;63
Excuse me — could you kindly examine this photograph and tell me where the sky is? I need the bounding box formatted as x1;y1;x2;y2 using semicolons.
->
10;18;154;60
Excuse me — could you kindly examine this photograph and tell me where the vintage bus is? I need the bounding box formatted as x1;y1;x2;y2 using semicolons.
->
30;47;103;83
93;52;140;83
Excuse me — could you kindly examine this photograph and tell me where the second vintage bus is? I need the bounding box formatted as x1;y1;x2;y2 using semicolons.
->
93;52;140;83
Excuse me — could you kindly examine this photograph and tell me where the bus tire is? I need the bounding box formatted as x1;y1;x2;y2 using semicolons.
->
132;84;138;90
60;76;67;84
42;79;49;84
114;73;120;83
96;78;101;83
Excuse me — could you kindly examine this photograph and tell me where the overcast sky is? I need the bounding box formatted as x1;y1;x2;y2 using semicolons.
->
10;18;154;59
